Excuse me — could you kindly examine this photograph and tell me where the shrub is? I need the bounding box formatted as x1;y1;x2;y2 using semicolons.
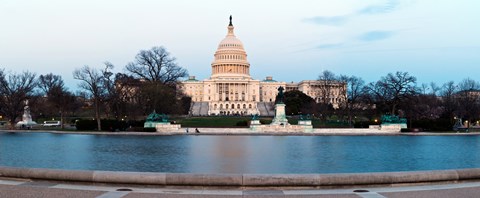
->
410;118;452;131
126;127;144;132
260;119;272;124
236;120;249;126
143;128;157;132
354;121;378;128
75;119;128;131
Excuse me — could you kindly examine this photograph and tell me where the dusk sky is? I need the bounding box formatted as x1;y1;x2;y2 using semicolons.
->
1;0;479;90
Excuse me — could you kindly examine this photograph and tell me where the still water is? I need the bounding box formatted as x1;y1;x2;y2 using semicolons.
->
1;132;480;174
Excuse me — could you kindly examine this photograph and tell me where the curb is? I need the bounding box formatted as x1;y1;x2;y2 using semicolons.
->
1;166;479;187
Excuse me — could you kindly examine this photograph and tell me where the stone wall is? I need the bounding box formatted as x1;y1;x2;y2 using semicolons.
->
2;166;480;187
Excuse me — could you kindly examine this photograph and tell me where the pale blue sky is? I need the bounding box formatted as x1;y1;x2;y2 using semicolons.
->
1;0;479;90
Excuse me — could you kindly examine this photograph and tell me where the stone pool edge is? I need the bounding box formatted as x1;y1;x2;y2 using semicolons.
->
3;129;480;136
1;166;480;187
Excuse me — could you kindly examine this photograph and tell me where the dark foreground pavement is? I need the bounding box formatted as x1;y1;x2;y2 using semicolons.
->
2;179;480;198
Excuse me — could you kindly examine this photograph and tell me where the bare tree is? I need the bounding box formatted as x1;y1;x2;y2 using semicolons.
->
430;82;440;96
0;70;37;128
456;78;480;124
73;66;105;131
368;71;418;115
420;83;429;95
316;70;338;120
440;81;457;120
340;75;365;126
38;73;64;94
125;46;188;85
100;62;120;119
317;70;337;105
114;73;144;119
38;73;73;129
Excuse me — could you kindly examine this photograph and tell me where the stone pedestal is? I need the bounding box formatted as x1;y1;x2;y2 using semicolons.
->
271;103;289;126
155;122;181;132
380;124;404;132
144;121;161;128
298;120;313;132
298;120;312;126
250;120;261;125
144;122;181;132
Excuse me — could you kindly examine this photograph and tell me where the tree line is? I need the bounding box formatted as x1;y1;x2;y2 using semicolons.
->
284;70;480;130
0;46;189;130
1;45;479;131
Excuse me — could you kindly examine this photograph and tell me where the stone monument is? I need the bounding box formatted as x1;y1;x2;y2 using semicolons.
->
250;87;313;132
250;114;261;125
270;86;289;126
380;114;407;131
16;100;37;129
143;110;181;132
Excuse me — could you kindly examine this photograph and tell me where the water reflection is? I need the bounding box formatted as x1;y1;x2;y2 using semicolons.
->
1;132;480;174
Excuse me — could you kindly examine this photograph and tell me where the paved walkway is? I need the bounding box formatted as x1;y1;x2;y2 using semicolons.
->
2;178;480;197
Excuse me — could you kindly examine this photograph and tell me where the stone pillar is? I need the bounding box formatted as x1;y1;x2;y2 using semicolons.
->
271;103;289;126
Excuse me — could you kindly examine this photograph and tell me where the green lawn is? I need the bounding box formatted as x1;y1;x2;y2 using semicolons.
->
174;116;350;128
177;117;251;127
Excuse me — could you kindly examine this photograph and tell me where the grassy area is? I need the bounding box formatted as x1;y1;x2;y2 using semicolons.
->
174;116;351;128
3;116;350;130
177;117;251;128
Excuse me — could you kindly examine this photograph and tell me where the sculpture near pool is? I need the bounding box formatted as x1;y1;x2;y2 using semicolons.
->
16;100;37;129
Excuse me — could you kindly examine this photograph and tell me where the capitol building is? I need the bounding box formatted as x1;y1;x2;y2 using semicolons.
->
180;16;346;116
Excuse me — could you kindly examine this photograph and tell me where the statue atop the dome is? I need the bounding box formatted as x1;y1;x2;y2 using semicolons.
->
229;15;233;26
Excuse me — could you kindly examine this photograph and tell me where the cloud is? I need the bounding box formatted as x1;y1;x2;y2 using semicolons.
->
317;43;344;49
305;0;405;26
358;0;401;15
358;31;394;41
304;15;349;26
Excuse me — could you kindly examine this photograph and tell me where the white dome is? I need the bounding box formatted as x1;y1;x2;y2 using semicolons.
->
210;16;251;79
217;26;245;51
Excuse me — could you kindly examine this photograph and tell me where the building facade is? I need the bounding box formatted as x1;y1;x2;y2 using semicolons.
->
180;17;346;116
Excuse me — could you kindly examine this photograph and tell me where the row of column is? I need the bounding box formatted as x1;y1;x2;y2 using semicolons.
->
216;83;248;101
212;64;249;75
216;54;246;60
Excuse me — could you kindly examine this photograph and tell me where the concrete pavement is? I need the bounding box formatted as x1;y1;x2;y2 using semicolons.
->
2;178;480;197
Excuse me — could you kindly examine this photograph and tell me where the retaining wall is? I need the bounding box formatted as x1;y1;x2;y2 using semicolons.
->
1;166;480;187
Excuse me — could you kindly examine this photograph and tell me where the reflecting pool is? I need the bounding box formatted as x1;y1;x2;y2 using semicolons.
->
1;132;480;174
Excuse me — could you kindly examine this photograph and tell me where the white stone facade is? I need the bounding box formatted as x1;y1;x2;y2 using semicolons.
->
180;17;346;115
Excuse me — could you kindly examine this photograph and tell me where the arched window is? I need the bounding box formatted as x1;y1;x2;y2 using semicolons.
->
220;104;223;109
249;104;252;109
237;104;240;109
214;104;217;109
243;104;246;109
231;104;235;109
